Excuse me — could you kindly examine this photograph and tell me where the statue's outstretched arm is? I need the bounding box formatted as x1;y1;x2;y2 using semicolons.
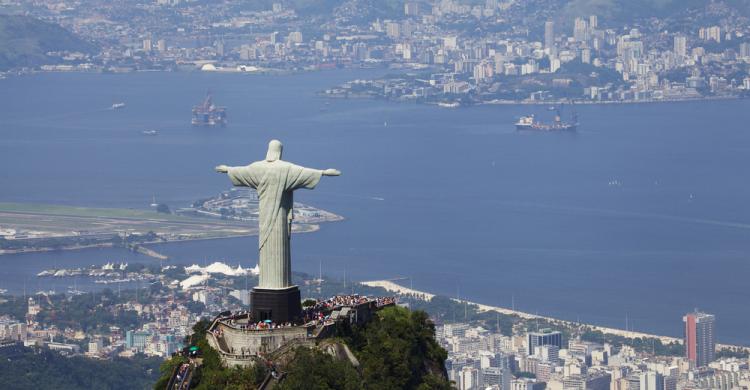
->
215;165;230;173
322;168;341;176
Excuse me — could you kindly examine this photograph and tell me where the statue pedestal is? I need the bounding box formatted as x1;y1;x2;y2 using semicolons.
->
250;286;302;323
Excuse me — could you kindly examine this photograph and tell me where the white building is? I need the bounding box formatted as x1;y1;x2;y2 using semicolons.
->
459;366;479;390
0;317;26;342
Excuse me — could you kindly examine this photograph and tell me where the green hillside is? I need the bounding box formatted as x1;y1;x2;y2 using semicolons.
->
154;306;451;389
0;347;160;390
0;14;96;70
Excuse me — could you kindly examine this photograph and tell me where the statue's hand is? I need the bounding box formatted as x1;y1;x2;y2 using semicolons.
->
215;165;229;173
322;168;341;176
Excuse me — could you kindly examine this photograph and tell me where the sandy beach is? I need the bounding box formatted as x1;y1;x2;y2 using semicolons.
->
361;279;749;351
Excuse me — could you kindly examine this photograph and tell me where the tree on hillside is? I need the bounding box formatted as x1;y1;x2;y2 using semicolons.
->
278;348;361;390
344;306;451;390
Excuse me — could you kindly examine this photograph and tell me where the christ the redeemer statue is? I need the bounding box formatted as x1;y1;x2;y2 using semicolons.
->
215;140;339;322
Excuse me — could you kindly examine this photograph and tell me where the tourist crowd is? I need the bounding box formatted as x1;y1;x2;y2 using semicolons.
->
211;295;397;333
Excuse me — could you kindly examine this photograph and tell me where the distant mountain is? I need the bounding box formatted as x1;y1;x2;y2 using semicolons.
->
0;15;96;71
557;0;750;24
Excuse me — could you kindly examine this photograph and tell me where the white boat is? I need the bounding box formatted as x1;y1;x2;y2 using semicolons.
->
438;102;460;108
141;130;158;136
111;102;126;109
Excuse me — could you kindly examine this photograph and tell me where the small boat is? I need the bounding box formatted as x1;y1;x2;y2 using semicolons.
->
111;102;126;110
438;102;460;108
141;130;158;136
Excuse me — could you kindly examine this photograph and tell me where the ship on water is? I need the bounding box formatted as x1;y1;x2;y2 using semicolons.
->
191;93;227;127
516;105;578;131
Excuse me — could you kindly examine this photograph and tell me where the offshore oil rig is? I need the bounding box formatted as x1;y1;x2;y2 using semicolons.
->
191;93;227;127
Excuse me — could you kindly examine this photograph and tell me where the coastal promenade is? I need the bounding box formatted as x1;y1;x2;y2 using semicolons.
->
360;280;748;351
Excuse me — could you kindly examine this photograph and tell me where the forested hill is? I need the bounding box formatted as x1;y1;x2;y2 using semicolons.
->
154;306;452;389
0;345;161;390
0;14;96;70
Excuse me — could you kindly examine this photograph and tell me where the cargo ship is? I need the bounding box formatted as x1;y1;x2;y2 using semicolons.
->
191;93;227;127
516;106;577;131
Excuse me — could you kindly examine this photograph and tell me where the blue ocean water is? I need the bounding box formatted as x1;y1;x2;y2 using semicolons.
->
1;70;750;344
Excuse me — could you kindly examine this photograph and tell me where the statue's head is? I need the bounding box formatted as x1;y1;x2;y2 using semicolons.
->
266;139;283;162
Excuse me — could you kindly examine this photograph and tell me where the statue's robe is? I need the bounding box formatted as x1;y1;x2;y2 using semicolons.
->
227;160;321;289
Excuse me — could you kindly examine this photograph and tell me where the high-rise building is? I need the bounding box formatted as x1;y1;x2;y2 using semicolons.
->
404;2;420;16
527;329;562;356
125;330;151;352
589;15;598;30
544;20;555;51
481;367;503;387
684;311;716;367
574;17;589;42
88;338;103;354
511;378;537;390
535;344;559;363
216;41;225;57
674;35;687;57
581;48;591;64
740;42;750;59
700;26;721;43
664;375;677;390
639;372;664;390
142;38;152;52
459;366;479;390
386;22;401;39
550;58;561;73
445;323;470;337
287;31;303;45
157;39;166;52
0;318;26;342
626;375;641;390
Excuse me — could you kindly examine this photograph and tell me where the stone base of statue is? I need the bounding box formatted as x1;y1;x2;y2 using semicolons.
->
250;286;302;323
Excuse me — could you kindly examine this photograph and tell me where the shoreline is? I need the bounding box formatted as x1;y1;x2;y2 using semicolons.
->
360;280;749;351
324;93;745;107
4;69;747;107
